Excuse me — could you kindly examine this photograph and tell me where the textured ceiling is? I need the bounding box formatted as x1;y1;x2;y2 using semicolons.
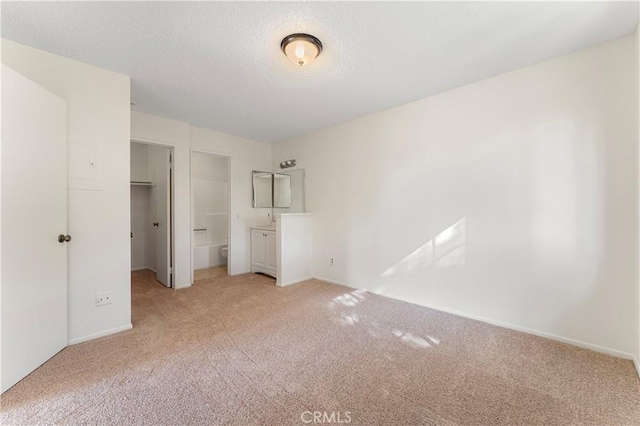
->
2;2;638;143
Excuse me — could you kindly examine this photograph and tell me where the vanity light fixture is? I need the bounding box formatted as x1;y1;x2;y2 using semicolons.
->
280;159;297;169
281;33;323;67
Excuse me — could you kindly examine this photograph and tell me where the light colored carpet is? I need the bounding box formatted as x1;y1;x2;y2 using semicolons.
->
2;270;639;425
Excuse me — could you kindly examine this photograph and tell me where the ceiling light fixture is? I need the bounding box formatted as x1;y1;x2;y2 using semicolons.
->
281;33;323;67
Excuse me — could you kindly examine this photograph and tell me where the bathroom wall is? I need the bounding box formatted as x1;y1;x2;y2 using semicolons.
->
190;126;273;274
273;35;639;359
192;152;228;248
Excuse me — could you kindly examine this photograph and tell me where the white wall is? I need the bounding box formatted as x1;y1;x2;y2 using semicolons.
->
193;152;229;183
130;142;149;182
276;214;313;286
131;112;272;284
273;35;639;358
2;39;131;343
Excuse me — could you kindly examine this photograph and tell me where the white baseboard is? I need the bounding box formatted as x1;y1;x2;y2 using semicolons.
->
313;275;636;362
131;267;149;272
68;324;133;345
277;276;313;287
314;276;355;289
634;356;640;379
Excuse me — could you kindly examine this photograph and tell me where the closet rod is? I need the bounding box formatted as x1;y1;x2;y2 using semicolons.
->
130;181;155;187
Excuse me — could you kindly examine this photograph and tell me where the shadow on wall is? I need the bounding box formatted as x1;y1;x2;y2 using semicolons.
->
382;217;466;277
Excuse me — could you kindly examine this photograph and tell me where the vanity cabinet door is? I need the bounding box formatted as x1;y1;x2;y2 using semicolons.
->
251;229;266;267
266;231;277;270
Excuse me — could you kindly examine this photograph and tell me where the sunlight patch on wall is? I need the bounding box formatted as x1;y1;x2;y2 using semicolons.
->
382;218;466;277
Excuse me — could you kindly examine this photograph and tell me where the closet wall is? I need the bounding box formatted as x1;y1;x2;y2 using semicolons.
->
130;142;168;272
131;143;152;270
131;184;150;270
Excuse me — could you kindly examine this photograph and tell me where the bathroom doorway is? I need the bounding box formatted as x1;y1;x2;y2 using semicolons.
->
191;150;231;282
130;142;174;287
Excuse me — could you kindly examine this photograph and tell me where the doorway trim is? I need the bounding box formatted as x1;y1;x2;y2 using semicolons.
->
190;148;233;284
131;137;176;289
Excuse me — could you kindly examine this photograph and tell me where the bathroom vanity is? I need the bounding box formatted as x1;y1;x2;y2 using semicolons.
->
250;213;313;286
250;169;312;286
250;225;277;278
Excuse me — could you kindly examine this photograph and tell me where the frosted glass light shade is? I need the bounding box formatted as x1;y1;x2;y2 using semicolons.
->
281;34;323;67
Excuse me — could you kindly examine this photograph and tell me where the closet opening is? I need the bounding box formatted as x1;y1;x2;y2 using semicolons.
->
191;150;231;283
130;141;174;288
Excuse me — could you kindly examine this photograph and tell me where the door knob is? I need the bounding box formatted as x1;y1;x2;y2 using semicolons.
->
58;234;72;243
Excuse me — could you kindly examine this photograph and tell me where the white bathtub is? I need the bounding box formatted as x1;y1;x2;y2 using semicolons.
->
193;241;227;270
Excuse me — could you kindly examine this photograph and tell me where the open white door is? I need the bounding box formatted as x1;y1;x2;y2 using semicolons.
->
151;147;171;287
1;65;68;393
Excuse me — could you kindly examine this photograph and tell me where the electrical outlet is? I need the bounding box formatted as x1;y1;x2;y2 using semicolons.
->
330;258;335;266
96;291;113;307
